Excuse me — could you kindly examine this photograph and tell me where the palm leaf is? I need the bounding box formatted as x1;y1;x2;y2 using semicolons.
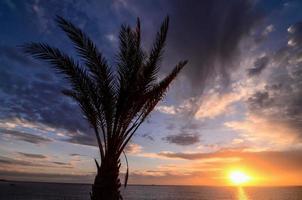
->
56;16;115;143
22;43;105;159
118;60;187;155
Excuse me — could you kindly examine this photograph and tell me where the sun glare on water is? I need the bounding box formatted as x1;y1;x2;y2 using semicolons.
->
229;170;251;185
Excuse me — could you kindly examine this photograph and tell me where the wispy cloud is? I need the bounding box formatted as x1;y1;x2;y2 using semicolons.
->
17;152;47;159
0;129;51;144
125;143;143;154
163;133;200;146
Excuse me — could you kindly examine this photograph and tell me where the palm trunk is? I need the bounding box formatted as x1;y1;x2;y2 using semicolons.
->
91;156;122;200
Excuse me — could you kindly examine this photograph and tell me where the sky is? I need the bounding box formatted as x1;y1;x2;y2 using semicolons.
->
0;0;302;186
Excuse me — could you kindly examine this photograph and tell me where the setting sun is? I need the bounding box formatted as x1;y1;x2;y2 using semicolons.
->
229;171;251;185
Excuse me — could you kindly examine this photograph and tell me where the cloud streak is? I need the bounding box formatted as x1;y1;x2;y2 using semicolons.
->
163;133;200;146
0;129;51;144
17;152;47;159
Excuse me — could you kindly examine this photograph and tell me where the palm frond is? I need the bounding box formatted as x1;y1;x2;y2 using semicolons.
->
122;151;129;188
118;60;187;155
56;16;116;142
22;43;93;94
143;16;169;87
22;43;105;159
55;16;114;84
113;21;146;138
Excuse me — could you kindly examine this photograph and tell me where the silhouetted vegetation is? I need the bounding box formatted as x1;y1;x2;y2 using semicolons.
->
23;16;187;200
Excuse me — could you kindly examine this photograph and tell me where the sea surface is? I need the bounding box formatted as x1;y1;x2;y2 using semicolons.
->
0;181;301;200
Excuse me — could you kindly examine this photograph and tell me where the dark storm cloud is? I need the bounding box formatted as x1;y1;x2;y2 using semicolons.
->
0;129;51;144
163;133;200;146
164;0;263;95
246;21;302;139
247;56;270;76
18;152;47;159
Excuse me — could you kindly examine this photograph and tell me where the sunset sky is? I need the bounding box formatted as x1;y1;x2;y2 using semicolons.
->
0;0;302;186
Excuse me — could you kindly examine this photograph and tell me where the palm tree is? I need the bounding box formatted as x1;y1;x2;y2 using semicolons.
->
23;16;187;200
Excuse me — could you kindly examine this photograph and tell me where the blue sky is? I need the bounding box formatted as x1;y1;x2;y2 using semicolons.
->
0;0;302;185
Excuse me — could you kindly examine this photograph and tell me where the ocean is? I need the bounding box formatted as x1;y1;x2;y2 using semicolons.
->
0;181;301;200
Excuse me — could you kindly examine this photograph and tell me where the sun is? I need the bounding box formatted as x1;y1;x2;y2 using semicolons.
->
229;170;251;185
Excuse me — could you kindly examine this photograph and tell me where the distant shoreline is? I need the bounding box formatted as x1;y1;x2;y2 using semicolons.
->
0;180;301;187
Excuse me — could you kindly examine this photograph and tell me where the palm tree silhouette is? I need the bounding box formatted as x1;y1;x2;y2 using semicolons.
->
23;16;187;200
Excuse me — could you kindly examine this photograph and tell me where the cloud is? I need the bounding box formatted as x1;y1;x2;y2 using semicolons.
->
0;157;32;166
65;133;97;147
194;90;244;120
155;98;194;116
225;114;300;149
164;0;262;96
0;63;91;133
244;22;302;142
247;56;270;76
0;155;72;169
157;149;302;168
222;21;302;148
17;152;47;159
263;24;274;36
254;24;275;43
158;151;211;160
163;133;200;146
125;143;143;154
0;129;51;144
156;82;250;121
155;105;177;115
0;51;93;147
158;85;246;120
0;170;93;183
52;161;71;166
157;149;239;160
70;153;83;157
140;133;154;141
287;22;302;46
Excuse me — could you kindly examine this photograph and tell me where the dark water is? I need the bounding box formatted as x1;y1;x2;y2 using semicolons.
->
0;181;301;200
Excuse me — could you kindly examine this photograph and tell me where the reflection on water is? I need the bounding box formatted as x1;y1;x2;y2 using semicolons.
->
1;182;302;200
237;187;249;200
